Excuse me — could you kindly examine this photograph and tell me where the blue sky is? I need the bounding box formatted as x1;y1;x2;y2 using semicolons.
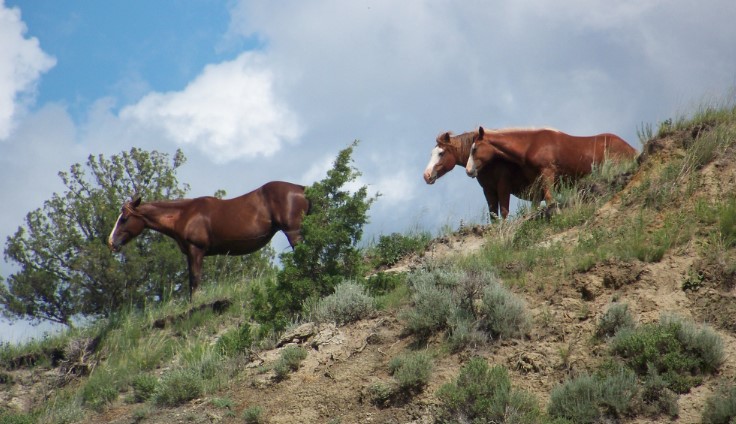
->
1;0;735;343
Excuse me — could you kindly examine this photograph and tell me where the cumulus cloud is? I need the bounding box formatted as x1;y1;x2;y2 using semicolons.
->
0;1;56;140
120;52;301;163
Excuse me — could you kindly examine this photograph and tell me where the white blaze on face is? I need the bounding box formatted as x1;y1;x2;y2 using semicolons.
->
466;143;478;176
423;146;444;183
108;214;122;248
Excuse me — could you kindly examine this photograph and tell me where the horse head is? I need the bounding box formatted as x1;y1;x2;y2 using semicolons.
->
108;194;145;252
466;126;493;178
424;132;459;184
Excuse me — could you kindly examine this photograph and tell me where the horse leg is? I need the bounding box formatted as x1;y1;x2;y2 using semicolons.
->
482;186;500;221
497;180;512;219
283;229;303;249
186;247;205;301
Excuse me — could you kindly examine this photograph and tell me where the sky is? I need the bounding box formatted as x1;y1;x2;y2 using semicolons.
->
1;0;735;343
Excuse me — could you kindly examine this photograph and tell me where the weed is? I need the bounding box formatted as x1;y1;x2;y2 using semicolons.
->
0;412;36;424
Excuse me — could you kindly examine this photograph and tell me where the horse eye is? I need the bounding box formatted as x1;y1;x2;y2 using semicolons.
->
438;151;444;156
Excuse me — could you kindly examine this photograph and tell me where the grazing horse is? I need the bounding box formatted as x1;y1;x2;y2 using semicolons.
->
466;127;637;205
108;181;309;299
424;130;542;219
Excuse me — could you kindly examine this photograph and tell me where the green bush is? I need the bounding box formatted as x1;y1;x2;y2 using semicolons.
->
216;323;253;357
252;141;376;332
242;405;265;424
436;358;539;423
273;346;308;381
131;374;158;402
702;384;736;424
367;382;394;406
364;272;406;296
719;197;736;248
0;412;36;424
479;282;531;339
548;366;639;423
402;267;530;348
596;303;635;339
388;351;433;392
153;369;203;406
610;315;723;393
310;281;375;325
369;231;431;268
80;370;119;412
402;270;457;338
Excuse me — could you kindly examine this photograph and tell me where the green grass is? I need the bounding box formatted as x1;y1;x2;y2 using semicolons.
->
153;369;203;407
273;345;308;381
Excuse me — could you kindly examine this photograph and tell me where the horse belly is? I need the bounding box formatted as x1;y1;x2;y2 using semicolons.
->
206;233;275;256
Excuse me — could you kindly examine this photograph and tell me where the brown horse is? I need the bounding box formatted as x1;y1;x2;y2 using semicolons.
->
424;130;542;219
466;127;637;205
108;181;309;299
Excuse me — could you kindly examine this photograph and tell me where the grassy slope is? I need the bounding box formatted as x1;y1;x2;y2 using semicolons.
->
2;101;736;423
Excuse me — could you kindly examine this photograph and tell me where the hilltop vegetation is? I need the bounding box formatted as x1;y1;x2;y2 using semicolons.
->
2;99;736;423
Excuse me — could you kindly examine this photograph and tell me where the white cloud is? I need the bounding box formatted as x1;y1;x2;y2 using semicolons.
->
0;1;56;140
120;52;301;163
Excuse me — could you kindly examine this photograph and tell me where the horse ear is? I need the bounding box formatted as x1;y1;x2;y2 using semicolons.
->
477;126;485;140
131;194;142;208
437;132;451;145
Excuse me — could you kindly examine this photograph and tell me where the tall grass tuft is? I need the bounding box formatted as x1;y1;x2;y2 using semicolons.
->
596;303;635;339
153;369;203;406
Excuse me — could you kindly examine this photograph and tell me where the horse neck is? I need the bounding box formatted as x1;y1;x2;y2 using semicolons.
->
449;133;475;165
135;201;185;236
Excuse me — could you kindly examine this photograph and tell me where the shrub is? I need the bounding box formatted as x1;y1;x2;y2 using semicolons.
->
242;406;265;424
596;303;635;339
436;358;539;423
0;412;35;424
369;231;431;268
388;351;433;392
273;346;308;381
310;281;375;325
131;374;158;402
479;282;531;339
548;366;639;422
154;369;203;406
364;272;405;296
254;141;376;331
702;384;736;424
80;370;119;412
610;314;723;393
367;382;394;406
719;197;736;248
216;323;253;357
401;270;457;338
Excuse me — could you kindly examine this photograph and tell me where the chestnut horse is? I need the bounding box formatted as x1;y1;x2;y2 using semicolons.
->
108;181;309;299
424;130;542;219
466;127;637;205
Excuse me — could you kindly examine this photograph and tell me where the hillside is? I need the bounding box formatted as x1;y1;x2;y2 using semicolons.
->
2;104;736;423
